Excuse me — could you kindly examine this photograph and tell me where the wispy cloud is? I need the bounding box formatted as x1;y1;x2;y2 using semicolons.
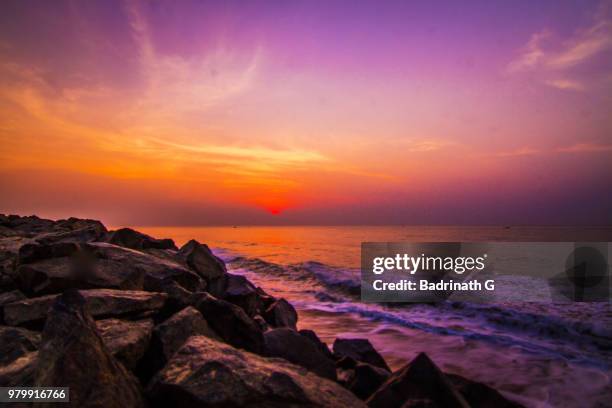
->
495;147;541;157
557;143;612;153
507;3;612;91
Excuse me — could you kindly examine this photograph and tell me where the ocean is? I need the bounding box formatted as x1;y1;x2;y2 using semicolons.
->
135;226;612;408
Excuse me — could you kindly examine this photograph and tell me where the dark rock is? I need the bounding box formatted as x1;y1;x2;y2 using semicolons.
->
447;373;524;408
222;273;264;316
194;292;264;354
107;227;177;251
339;362;390;400
0;326;40;366
34;290;145;407
34;225;105;245
253;314;269;331
147;335;366;407
4;289;167;326
299;329;334;360
96;318;154;370
18;241;80;264
264;328;337;380
0;351;37;387
366;352;469;408
264;297;297;329
176;240;227;298
333;338;391;372
0;290;26;324
154;306;220;362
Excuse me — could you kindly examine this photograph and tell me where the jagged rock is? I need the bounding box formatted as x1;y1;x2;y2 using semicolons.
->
107;228;177;251
0;325;39;387
34;225;105;245
222;273;264;316
264;297;298;329
299;329;334;360
34;290;145;407
366;352;469;408
154;306;220;362
147;335;366;407
447;373;524;408
96;318;154;369
18;241;81;264
338;361;390;400
176;240;227;298
194;292;264;354
3;289;167;326
264;328;337;380
333;338;391;372
253;314;269;331
0;290;25;324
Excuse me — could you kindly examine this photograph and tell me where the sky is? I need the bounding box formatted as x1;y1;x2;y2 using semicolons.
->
0;0;611;225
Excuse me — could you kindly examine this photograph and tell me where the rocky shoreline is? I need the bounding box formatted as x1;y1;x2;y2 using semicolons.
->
0;214;523;407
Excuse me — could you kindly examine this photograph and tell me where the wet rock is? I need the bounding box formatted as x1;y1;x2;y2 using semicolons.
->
338;361;390;400
264;328;337;380
147;335;366;407
222;273;264;316
107;227;177;251
176;240;227;297
299;329;334;359
154;306;220;362
4;289;167;326
194;292;264;354
96;318;154;370
264;297;298;329
447;373;524;408
366;352;469;408
333;338;391;372
34;290;145;408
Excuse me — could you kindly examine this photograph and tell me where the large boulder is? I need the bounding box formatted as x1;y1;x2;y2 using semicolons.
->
264;298;298;329
264;328;337;380
337;358;390;400
14;242;203;296
107;228;177;251
333;338;391;372
222;274;265;317
3;289;167;326
147;335;366;407
366;352;469;408
299;329;334;359
176;240;227;296
96;318;154;370
194;293;264;354
0;326;40;387
153;306;220;361
34;290;145;408
447;373;524;408
0;290;25;323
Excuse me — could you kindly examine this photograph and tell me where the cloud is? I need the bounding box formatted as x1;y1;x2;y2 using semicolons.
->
495;147;541;157
507;3;612;91
557;143;612;153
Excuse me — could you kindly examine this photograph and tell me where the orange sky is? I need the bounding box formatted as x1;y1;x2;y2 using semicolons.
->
0;1;611;225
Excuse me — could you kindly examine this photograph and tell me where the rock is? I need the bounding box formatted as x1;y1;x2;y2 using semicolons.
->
34;225;105;245
339;362;390;400
34;290;145;408
253;314;269;331
222;273;264;316
176;240;228;298
366;352;469;408
0;326;40;366
18;241;81;264
153;306;220;362
147;335;366;407
264;297;298;329
0;351;37;387
333;338;391;372
4;289;167;326
299;329;334;360
194;292;264;354
96;318;154;369
0;290;25;324
447;373;524;408
107;228;177;251
264;328;337;380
